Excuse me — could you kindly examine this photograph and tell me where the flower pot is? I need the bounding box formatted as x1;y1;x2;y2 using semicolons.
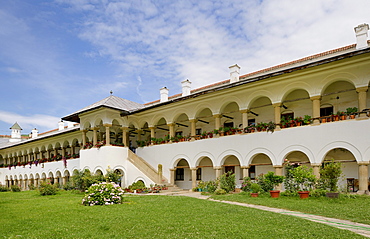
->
298;191;310;199
326;192;339;198
350;114;355;119
321;118;326;123
251;193;259;197
270;190;280;198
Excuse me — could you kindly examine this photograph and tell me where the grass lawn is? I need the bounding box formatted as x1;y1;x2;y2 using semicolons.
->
211;192;370;225
0;191;366;239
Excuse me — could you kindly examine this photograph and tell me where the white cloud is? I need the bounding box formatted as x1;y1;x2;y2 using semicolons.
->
0;110;61;133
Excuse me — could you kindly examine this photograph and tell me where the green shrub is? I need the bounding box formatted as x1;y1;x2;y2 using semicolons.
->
39;182;59;196
257;171;284;192
82;182;124;206
309;189;327;197
318;159;342;192
11;185;21;192
241;177;252;192
62;181;75;191
250;183;261;193
219;172;236;193
214;189;227;195
129;180;146;190
0;185;10;192
28;184;36;190
72;169;103;191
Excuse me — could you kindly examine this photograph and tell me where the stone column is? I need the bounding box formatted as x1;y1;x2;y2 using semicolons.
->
92;127;98;146
158;164;163;184
240;110;248;129
190;168;197;189
311;163;321;179
214;166;222;179
167;123;175;139
121;127;129;147
274;165;283;191
149;127;156;139
241;166;250;178
136;129;142;141
189;119;198;140
358;162;369;194
61;147;66;158
310;96;321;125
81;130;87;148
273;103;281;130
104;124;112;146
213;114;222;130
62;176;67;186
356;86;368;112
170;168;176;185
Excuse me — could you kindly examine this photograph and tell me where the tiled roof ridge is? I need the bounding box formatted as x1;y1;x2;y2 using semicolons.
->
144;43;358;106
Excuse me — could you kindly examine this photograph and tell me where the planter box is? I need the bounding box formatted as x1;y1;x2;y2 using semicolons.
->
326;192;339;198
298;191;310;199
270;190;280;198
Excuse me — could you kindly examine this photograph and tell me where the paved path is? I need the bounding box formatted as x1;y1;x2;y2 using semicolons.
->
166;191;370;238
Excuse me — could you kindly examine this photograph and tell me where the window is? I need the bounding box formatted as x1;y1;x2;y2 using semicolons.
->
175;168;184;181
320;106;333;117
224;122;234;128
249;165;256;179
175;131;183;136
195;128;202;135
248;119;255;126
281;112;294;121
196;168;202;180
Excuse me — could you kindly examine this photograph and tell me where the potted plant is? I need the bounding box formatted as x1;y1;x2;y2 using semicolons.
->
319;159;342;198
290;165;316;199
346;107;358;119
266;121;276;133
303;115;312;125
263;171;284;198
250;183;261;197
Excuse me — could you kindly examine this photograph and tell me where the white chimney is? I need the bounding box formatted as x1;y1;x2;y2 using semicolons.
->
354;23;369;50
9;122;22;143
67;121;74;128
229;64;241;83
160;87;169;103
181;79;192;97
31;128;38;138
58;121;65;131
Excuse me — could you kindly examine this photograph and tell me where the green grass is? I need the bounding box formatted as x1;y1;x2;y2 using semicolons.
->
211;192;370;225
0;191;366;238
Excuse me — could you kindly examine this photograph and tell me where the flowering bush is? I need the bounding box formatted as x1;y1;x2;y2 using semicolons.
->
82;182;124;206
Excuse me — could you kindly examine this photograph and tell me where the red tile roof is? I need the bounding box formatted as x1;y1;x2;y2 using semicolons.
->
145;43;358;106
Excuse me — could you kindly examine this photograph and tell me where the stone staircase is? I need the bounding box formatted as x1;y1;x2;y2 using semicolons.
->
127;149;171;185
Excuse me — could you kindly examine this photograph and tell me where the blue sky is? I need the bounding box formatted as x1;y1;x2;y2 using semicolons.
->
1;0;370;134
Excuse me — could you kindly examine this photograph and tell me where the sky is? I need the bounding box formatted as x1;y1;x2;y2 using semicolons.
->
1;0;370;135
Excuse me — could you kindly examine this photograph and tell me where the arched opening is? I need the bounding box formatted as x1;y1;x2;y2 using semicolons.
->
173;113;190;138
321;81;357;117
249;154;273;179
197;157;215;182
248;97;273;126
195;108;214;135
220;102;241;129
175;159;190;189
114;169;125;188
323;148;358;192
222;155;241;180
281;89;311;123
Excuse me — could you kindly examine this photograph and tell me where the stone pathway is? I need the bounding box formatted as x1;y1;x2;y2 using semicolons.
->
167;191;370;238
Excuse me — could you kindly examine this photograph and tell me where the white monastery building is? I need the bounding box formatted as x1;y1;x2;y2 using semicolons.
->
1;24;370;194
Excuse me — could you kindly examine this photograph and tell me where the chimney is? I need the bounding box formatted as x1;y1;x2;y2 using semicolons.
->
9;122;22;143
58;121;65;131
354;23;369;50
67;121;74;128
229;64;241;83
181;79;192;97
160;87;169;103
31;128;38;138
